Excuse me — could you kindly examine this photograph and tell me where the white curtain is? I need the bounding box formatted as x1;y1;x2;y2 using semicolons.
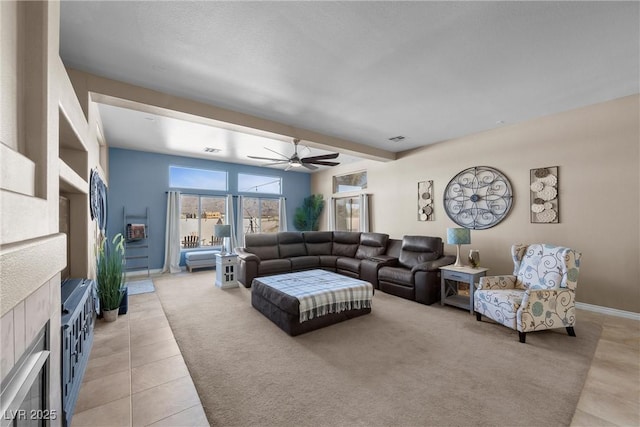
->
236;195;245;247
359;193;370;232
162;191;181;273
226;194;237;253
327;197;335;231
279;197;287;231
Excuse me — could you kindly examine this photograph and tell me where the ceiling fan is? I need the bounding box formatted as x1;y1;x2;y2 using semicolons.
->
248;139;340;171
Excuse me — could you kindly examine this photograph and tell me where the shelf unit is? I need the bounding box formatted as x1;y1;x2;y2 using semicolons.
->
123;207;150;276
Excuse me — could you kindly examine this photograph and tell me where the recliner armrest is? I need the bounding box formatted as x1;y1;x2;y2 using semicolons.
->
235;248;260;262
367;255;398;266
410;255;456;273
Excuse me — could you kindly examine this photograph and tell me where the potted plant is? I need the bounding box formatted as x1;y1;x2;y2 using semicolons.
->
96;233;126;322
293;194;325;231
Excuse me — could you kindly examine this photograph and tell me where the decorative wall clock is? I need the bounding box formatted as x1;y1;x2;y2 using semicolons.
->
443;166;513;229
89;169;108;233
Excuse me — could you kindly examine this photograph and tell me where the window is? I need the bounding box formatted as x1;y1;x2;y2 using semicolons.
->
333;171;368;231
334;196;361;232
180;195;227;248
333;171;367;193
170;166;227;191
238;173;282;194
242;197;280;234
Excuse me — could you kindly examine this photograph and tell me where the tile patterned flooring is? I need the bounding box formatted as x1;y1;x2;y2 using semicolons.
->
71;290;208;427
72;274;639;427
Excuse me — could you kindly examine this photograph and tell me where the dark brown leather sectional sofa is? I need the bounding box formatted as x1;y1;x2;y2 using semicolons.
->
235;231;455;305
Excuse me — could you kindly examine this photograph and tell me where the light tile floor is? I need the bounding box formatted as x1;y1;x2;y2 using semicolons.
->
72;274;639;427
570;311;640;426
71;290;208;427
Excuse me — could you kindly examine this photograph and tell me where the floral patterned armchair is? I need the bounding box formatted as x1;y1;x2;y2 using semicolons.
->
474;243;581;343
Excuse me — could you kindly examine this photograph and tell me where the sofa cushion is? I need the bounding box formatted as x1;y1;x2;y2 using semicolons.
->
278;232;308;258
378;266;415;285
245;233;280;260
318;255;339;269
399;236;442;269
332;232;361;257
303;231;333;255
336;257;361;274
290;256;320;271
355;232;389;259
258;259;291;275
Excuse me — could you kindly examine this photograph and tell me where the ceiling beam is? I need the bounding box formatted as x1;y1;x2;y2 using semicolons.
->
66;67;396;162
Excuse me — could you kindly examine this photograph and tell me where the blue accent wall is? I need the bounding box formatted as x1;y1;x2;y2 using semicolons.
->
107;148;311;270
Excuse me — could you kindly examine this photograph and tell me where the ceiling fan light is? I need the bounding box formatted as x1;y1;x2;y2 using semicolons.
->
290;161;302;168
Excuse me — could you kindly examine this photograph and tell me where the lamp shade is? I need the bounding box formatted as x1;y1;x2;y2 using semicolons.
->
214;224;231;238
447;227;470;245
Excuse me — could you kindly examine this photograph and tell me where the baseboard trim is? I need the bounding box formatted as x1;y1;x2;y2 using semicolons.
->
576;302;640;321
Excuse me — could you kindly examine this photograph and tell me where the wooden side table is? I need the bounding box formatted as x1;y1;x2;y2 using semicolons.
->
215;253;239;289
439;265;489;314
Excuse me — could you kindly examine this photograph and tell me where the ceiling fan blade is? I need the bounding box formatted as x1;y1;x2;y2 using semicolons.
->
306;160;340;166
261;161;289;167
264;147;290;159
284;164;294;171
302;163;318;170
248;155;287;162
301;153;339;162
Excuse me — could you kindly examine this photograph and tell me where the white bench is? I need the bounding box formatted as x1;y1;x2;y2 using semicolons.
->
185;250;219;272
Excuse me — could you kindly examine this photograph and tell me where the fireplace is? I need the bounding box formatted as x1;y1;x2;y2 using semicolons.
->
0;324;52;426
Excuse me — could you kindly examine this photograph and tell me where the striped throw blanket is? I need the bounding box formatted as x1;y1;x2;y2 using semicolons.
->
257;270;373;323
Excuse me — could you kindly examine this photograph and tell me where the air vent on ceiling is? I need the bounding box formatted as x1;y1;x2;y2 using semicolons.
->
388;136;405;142
204;147;221;153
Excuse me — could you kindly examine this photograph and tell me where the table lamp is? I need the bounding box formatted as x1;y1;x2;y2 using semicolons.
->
214;224;231;255
447;227;470;268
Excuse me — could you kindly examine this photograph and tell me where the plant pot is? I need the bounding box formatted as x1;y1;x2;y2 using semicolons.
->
102;308;119;322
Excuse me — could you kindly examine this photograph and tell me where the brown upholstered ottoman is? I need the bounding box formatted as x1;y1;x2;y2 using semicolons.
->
251;270;373;336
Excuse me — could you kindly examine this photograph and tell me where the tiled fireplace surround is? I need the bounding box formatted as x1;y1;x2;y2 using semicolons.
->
1;236;66;427
1;275;62;424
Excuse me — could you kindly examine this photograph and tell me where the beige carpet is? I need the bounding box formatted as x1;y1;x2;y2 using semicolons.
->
154;272;602;427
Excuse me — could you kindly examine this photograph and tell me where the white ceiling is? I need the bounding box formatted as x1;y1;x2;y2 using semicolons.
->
96;103;362;169
60;1;639;168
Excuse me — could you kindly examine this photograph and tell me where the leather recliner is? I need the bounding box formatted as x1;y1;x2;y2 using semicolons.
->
378;236;455;305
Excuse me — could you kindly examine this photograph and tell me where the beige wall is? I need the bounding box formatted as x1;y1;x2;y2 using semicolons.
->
312;95;640;313
0;1;103;422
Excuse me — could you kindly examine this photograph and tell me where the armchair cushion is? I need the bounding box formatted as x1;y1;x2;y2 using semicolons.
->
474;289;524;330
478;275;517;290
